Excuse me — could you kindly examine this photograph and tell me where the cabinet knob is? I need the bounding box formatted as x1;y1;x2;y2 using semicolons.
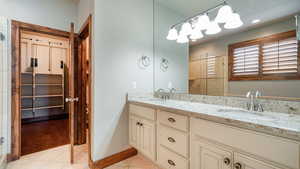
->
168;117;176;123
168;137;176;143
136;122;140;126
223;157;231;165
168;160;176;166
234;163;242;169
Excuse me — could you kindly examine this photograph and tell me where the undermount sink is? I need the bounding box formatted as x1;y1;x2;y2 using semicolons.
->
218;108;276;122
217;108;249;113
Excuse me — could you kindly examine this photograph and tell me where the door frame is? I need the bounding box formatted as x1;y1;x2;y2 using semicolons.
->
77;15;93;168
9;20;75;161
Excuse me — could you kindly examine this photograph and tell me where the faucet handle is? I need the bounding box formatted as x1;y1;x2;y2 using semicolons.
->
246;91;252;98
255;90;261;98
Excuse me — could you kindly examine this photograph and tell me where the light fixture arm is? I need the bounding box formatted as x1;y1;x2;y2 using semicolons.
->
170;1;227;29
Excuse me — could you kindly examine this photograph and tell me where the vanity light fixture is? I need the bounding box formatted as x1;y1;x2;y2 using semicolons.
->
166;1;243;43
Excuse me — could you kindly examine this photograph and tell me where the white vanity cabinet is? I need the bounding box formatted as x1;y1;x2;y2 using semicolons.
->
191;118;300;169
129;104;156;161
128;103;300;169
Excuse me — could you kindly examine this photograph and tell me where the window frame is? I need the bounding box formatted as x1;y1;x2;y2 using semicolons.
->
228;30;300;81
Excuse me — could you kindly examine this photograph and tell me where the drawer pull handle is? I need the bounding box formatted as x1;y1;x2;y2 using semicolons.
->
168;160;176;166
168;137;176;143
234;163;242;169
168;117;176;123
223;157;231;165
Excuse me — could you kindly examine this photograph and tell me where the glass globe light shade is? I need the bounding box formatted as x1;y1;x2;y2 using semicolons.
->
224;13;243;29
166;28;178;40
180;22;193;35
205;21;221;35
215;5;233;23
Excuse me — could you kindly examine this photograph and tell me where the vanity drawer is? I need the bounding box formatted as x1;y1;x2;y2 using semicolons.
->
157;110;188;132
129;104;155;121
191;118;300;169
157;145;188;169
158;124;189;158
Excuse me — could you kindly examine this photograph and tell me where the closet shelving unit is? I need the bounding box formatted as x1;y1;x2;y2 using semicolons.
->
20;32;69;124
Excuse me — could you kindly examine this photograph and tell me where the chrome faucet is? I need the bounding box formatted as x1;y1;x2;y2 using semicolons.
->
156;88;176;101
255;90;264;112
156;88;167;101
246;90;264;112
246;91;255;111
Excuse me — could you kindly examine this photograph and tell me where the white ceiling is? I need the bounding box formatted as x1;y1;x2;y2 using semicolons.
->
158;0;300;45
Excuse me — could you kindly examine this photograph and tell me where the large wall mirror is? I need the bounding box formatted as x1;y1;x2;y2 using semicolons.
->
154;0;300;100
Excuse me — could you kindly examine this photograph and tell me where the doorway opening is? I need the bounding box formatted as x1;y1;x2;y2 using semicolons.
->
9;16;92;167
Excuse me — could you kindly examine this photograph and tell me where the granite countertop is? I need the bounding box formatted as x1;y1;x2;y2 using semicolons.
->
128;96;300;141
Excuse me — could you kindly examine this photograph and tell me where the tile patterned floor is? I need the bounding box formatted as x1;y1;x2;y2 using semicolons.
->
104;154;162;169
7;145;161;169
7;144;89;169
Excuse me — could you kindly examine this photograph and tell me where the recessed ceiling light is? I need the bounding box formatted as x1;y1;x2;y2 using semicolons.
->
252;19;260;24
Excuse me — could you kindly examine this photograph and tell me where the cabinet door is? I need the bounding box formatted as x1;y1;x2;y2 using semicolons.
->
234;153;280;169
21;38;33;73
189;60;201;80
50;47;66;74
191;140;232;169
207;78;224;96
189;78;207;95
33;44;51;74
140;119;156;161
129;115;140;149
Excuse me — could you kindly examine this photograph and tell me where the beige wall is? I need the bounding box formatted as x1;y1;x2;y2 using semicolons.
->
190;17;300;98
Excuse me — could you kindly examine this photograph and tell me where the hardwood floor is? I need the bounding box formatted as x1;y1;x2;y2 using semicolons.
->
21;119;69;155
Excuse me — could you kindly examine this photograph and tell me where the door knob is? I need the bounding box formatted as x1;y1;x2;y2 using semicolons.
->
65;97;79;102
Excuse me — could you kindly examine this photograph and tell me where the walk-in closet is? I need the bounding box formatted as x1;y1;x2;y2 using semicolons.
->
20;31;70;155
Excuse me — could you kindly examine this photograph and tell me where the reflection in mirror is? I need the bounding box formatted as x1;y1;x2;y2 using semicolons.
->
154;0;300;100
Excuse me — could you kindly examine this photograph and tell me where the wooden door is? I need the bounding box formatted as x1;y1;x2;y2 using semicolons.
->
234;153;280;169
33;42;51;74
50;47;66;75
191;140;232;169
140;119;155;160
21;38;33;73
129;115;140;148
67;23;76;164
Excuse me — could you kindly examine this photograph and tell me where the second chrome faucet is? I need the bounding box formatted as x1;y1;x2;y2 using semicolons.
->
246;90;264;112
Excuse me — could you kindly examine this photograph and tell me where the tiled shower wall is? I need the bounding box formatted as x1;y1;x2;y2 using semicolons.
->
0;17;11;157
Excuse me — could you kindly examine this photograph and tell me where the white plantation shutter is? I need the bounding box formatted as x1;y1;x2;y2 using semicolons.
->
207;56;216;76
262;37;298;74
233;45;259;76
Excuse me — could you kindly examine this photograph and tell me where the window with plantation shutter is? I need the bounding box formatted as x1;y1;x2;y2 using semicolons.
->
229;30;300;81
233;45;259;76
207;56;216;76
262;37;298;74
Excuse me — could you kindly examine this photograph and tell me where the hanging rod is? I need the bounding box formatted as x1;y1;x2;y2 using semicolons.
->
170;1;227;29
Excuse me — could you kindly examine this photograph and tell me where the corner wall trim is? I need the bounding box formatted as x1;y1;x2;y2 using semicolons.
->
92;147;137;169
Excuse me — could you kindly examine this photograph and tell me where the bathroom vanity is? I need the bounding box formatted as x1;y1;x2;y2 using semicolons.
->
128;96;300;169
